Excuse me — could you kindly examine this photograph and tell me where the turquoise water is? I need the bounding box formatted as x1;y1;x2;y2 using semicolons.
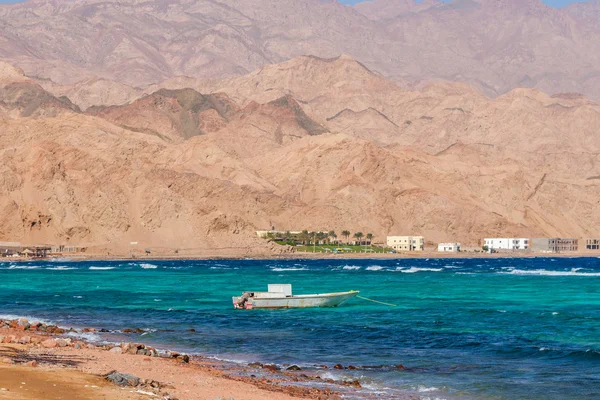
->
1;257;599;399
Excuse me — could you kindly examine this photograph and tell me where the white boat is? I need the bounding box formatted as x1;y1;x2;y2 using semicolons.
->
232;284;358;309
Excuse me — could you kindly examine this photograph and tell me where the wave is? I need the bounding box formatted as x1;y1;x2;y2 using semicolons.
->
65;331;102;342
503;268;600;277
89;266;116;270
140;263;158;269
416;386;441;393
270;267;309;272
8;265;41;270
398;267;443;273
46;266;78;270
366;266;385;271
342;265;361;270
0;314;55;326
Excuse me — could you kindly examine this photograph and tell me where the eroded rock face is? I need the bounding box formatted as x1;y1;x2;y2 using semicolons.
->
0;51;599;253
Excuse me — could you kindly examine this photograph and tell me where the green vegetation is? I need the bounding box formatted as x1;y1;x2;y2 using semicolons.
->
264;229;388;253
294;244;389;254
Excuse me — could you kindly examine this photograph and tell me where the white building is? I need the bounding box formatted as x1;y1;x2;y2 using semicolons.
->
387;236;425;251
483;238;529;251
438;243;461;252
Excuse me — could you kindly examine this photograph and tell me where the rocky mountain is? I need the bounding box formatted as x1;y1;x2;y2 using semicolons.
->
1;0;600;101
0;55;598;256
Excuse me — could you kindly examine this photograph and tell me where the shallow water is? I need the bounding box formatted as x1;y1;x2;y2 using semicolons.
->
1;257;599;399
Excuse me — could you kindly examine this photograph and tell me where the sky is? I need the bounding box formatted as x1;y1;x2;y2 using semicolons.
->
0;0;588;5
340;0;587;6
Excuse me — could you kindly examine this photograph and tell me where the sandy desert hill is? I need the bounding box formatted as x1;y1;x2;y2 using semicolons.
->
1;0;600;100
0;52;598;255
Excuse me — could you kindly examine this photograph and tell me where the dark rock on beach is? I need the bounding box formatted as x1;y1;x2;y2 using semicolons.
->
105;371;140;387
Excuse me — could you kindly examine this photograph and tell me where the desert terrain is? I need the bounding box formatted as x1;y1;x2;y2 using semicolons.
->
0;0;598;256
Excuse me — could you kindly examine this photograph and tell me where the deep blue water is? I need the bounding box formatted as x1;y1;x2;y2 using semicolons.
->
1;257;599;399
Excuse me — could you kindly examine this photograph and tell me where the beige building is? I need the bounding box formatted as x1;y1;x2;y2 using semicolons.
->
585;238;600;250
531;238;578;253
387;236;424;251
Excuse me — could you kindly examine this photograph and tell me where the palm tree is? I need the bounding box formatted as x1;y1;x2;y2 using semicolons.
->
353;232;364;246
316;231;326;244
366;233;374;246
342;230;350;243
300;230;309;245
328;231;337;244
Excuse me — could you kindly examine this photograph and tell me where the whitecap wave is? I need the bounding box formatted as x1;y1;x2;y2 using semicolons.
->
270;267;309;272
342;265;361;270
46;266;78;270
398;267;443;273
503;269;600;277
140;263;158;269
366;266;385;271
8;265;41;270
89;266;115;270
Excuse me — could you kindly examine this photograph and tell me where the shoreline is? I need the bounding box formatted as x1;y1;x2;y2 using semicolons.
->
3;250;600;263
0;318;366;400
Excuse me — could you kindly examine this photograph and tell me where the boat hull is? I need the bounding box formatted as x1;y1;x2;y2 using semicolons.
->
233;291;358;309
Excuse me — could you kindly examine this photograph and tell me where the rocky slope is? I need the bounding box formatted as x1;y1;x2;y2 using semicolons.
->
0;55;599;256
1;0;600;101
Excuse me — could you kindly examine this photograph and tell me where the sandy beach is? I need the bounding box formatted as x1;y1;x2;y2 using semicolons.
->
6;248;600;263
0;321;348;400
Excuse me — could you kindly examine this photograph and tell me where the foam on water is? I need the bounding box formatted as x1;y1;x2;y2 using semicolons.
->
88;266;115;270
398;267;443;273
0;314;55;326
366;266;385;271
503;268;600;277
46;265;78;270
270;267;309;271
140;263;158;269
342;265;361;270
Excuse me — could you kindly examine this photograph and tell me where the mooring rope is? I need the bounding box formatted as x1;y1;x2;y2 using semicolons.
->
356;295;397;307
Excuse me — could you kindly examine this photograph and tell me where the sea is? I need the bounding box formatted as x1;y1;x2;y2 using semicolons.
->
1;257;599;400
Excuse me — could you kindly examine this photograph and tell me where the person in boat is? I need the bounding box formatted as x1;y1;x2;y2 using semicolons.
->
237;292;253;308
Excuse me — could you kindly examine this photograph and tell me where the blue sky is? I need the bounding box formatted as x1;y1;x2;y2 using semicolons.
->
0;0;588;5
340;0;587;7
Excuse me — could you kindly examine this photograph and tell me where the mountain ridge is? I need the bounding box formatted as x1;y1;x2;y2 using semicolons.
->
1;0;599;99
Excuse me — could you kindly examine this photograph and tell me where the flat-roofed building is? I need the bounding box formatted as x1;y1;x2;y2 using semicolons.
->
437;243;461;252
585;238;600;250
483;238;529;251
532;238;578;253
387;236;424;251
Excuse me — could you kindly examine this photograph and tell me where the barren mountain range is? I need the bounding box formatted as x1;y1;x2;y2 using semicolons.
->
1;0;600;100
0;50;598;255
